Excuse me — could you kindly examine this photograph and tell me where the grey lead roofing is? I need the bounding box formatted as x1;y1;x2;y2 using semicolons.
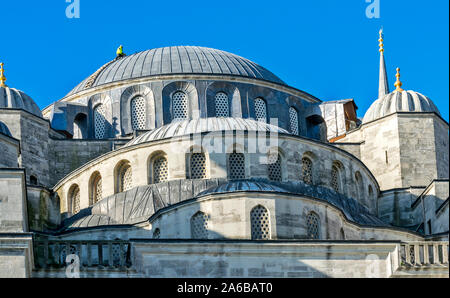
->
66;46;286;97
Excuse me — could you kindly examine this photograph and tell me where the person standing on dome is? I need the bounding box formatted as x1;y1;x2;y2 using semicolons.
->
116;45;126;58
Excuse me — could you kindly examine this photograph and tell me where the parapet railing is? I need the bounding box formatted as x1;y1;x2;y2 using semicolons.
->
399;241;449;267
33;240;132;270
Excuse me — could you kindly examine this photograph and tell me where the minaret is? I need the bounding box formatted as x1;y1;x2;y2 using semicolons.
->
378;29;389;98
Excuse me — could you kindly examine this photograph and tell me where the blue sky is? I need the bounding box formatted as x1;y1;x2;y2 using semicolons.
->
0;0;448;120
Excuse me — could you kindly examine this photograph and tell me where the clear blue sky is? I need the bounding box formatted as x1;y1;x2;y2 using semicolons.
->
0;0;448;121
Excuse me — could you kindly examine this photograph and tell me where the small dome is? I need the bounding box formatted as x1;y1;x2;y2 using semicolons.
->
0;86;42;117
363;90;440;123
125;117;289;147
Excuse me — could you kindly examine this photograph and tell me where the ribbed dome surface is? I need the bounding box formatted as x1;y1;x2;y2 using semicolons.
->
125;117;289;147
363;90;440;123
0;86;42;117
67;46;285;97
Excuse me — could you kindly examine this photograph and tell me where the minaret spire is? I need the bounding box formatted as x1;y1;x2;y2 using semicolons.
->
378;28;389;98
0;62;7;87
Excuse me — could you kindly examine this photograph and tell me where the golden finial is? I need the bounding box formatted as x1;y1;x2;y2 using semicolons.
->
394;67;404;92
378;28;384;53
0;62;7;87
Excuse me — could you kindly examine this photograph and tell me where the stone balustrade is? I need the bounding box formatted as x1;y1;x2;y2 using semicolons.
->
400;241;449;267
33;240;131;270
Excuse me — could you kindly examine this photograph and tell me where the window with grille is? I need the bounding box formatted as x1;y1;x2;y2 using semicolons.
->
190;153;206;179
131;96;146;130
215;92;229;117
268;153;282;181
153;157;168;184
289;107;299;135
331;165;340;193
153;228;160;239
251;205;271;240
92;175;102;204
172;91;188;121
94;104;107;139
191;212;209;239
70;186;80;214
228;152;245;180
254;98;267;123
306;212;320;239
120;166;133;192
302;157;313;184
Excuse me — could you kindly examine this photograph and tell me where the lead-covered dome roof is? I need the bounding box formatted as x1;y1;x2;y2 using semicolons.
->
363;90;440;123
67;46;286;97
0;86;42;117
125;117;289;147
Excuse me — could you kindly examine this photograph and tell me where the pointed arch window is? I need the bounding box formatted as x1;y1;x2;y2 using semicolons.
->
289;107;299;135
254;98;267;123
228;152;245;180
302;157;313;184
131;96;146;130
268;153;282;182
191;211;210;239
190;153;207;179
153;157;168;184
69;185;81;215
251;205;271;240
215;92;229;117
331;165;341;193
94;104;107;139
306;212;320;239
90;173;102;205
117;163;133;193
172;91;188;121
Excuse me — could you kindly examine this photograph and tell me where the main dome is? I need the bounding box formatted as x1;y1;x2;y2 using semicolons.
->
66;46;286;97
363;90;440;123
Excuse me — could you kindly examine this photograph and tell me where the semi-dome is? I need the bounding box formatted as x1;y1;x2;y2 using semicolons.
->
0;86;42;117
363;90;440;123
125;117;289;147
66;46;285;97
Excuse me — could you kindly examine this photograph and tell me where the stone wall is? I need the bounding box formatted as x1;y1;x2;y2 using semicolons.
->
0;233;34;278
0;133;19;168
0;169;28;233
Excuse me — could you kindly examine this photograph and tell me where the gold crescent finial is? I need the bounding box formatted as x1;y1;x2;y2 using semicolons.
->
394;67;404;92
0;62;7;87
379;28;384;53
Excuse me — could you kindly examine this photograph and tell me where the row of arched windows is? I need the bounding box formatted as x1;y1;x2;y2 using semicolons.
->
67;153;373;215
153;207;321;240
91;93;302;139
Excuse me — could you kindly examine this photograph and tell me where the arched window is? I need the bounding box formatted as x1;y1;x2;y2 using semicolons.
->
117;163;133;193
73;113;87;139
153;228;161;239
306;212;320;239
153;157;168;184
355;172;364;202
69;185;81;215
94;104;107;139
268;153;282;182
228;152;245;180
190;211;209;239
331;165;341;193
215;92;229;117
250;205;271;240
30;175;38;185
368;185;374;203
131;96;146;130
289;107;299;135
302;157;313;184
254;98;267;123
90;173;102;205
190;153;206;179
172;91;188;121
